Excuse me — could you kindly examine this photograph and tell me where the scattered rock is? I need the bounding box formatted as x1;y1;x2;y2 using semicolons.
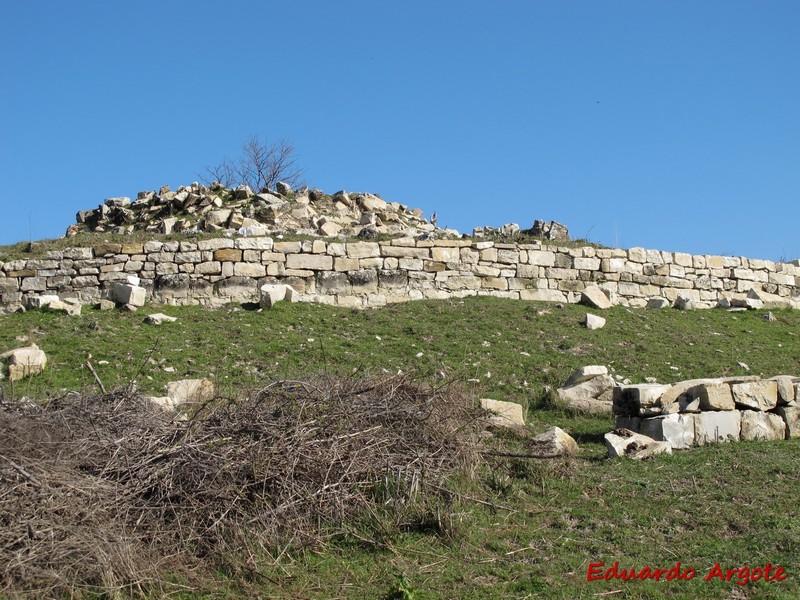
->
675;296;697;311
47;299;82;316
530;426;579;457
564;365;608;387
639;413;696;450
647;297;671;309
144;313;178;325
604;429;672;459
109;282;146;307
259;284;299;308
580;286;612;310
480;398;525;428
1;344;48;382
762;311;776;322
584;313;606;330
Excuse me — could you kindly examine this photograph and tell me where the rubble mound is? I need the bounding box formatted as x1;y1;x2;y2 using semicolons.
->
68;182;450;240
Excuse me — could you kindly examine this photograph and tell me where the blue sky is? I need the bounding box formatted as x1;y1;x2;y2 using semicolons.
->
1;1;798;260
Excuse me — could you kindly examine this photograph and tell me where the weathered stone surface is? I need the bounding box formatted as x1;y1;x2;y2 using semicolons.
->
584;313;606;329
47;299;82;316
564;365;608;387
580;286;612;309
695;410;741;445
769;376;796;406
740;411;786;441
731;380;778;411
480;398;525;428
109;283;146;307
259;284;299;308
647;297;671;309
1;344;47;381
530;426;579;457
557;374;616;404
689;382;735;411
639;413;696;450
565;397;613;415
165;379;215;405
26;294;60;309
144;313;177;325
612;384;671;417
775;406;800;438
605;429;672;459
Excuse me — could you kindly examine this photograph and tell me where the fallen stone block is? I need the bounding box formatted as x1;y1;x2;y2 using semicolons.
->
695;410;741;445
740;410;786;441
259;284;299;308
144;313;178;325
580;286;612;310
530;426;579;457
565;397;613;416
47;299;82;316
557;374;616;404
731;380;778;411
25;294;60;309
166;379;215;406
564;365;609;387
109;282;146;307
639;413;696;450
1;344;47;382
584;313;606;330
605;429;672;460
480;398;525;428
647;297;670;309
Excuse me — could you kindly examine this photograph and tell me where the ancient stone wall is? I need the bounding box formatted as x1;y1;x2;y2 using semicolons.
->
2;237;799;311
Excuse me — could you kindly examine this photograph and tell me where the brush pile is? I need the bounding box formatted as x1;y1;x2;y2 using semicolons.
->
0;375;482;597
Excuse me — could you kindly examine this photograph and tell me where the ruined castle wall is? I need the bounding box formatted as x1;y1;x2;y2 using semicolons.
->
1;237;799;310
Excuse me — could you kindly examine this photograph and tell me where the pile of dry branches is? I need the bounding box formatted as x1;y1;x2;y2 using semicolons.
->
0;374;483;597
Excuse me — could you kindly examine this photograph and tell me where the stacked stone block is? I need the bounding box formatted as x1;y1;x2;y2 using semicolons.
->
614;376;799;448
2;238;800;311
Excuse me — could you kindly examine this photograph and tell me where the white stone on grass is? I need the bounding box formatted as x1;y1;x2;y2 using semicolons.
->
605;429;672;460
480;398;525;428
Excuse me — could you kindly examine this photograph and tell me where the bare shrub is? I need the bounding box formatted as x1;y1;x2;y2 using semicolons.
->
203;136;303;192
0;374;482;597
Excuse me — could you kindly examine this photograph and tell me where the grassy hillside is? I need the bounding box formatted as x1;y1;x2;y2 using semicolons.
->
2;298;800;599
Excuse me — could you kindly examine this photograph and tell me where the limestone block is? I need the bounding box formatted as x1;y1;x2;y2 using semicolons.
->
109;282;146;307
259;284;299;308
740;411;786;441
731;380;778;411
282;253;332;270
768;376;797;406
214;248;243;262
774;406;800;438
695;410;741;445
346;242;380;258
233;262;266;277
612;384;671;417
431;247;460;262
2;344;47;381
580;286;612;309
584;313;606;330
144;313;177;325
47;299;82;316
647;297;671;309
689;382;735;411
26;294;60;309
558;374;616;404
530;426;579;457
480;398;525;428
639;413;696;450
605;429;672;459
564;365;608;387
165;379;215;406
564;398;612;415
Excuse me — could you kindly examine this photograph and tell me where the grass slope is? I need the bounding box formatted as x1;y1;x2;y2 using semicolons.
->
2;297;800;599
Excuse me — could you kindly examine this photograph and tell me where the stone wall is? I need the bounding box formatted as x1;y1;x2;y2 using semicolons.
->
2;237;799;311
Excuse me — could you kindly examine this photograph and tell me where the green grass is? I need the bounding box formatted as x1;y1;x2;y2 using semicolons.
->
2;297;800;599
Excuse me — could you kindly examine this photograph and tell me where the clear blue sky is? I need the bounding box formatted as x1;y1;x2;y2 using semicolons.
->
2;1;798;260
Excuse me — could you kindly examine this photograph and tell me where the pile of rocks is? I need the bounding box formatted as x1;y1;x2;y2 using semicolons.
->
67;183;446;240
472;219;570;241
613;375;799;449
